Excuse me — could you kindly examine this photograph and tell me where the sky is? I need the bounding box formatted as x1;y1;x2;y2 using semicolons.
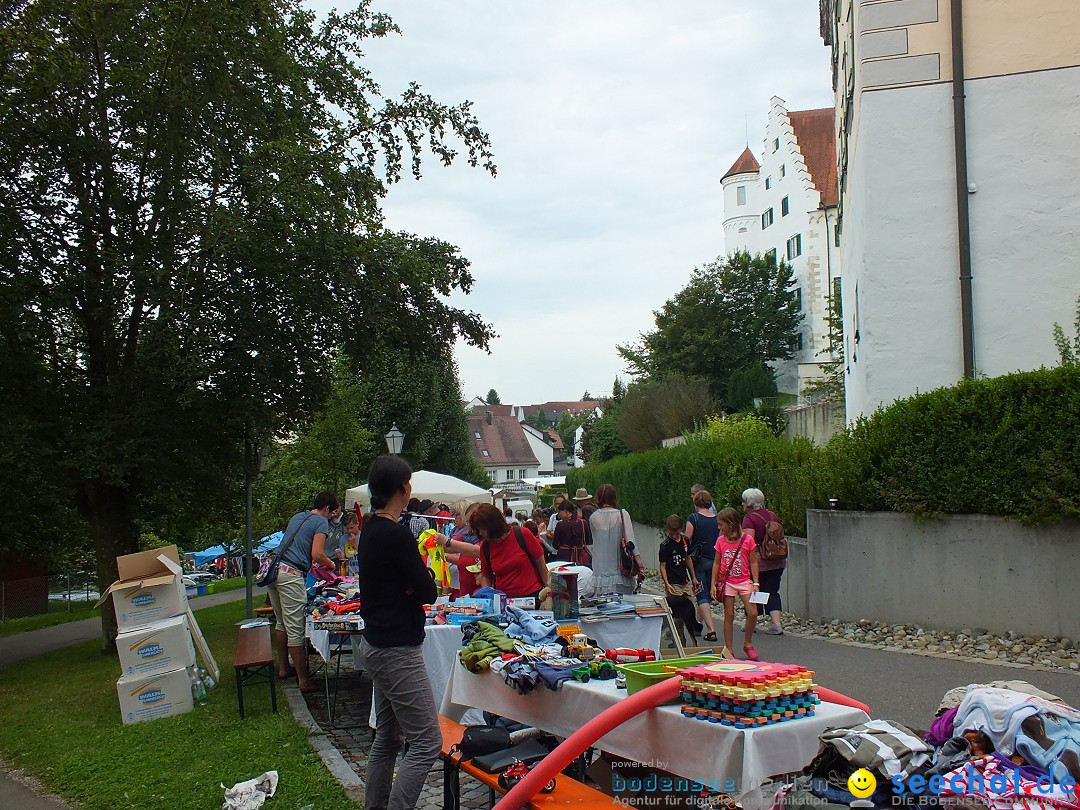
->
313;1;835;405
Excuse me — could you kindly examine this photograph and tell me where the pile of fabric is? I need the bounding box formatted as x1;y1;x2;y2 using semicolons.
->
773;681;1080;810
457;605;631;695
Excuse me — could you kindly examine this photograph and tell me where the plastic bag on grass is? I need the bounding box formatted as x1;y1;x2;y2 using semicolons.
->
222;770;278;810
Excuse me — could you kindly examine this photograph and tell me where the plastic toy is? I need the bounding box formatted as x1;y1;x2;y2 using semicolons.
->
589;659;617;680
497;760;556;793
603;648;657;663
571;665;591;683
417;529;452;592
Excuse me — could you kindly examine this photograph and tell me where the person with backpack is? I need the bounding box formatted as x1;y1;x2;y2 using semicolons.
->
470;503;550;600
741;487;787;635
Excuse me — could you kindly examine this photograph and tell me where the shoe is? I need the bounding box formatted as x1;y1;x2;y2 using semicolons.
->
743;645;759;661
703;631;717;642
762;625;784;635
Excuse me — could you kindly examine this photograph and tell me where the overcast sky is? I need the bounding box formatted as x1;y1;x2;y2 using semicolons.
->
319;1;834;405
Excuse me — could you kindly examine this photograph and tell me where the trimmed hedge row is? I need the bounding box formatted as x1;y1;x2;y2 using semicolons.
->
568;366;1080;530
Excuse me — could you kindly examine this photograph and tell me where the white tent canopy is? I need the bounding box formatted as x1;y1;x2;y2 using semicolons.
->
346;469;490;509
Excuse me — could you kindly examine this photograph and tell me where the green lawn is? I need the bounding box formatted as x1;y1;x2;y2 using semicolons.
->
0;600;357;809
207;576;248;595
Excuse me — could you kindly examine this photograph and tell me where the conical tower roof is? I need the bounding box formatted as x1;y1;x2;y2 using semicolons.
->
722;147;760;181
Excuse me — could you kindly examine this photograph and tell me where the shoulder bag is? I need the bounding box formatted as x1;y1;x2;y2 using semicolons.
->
714;534;747;599
256;513;314;587
617;510;645;580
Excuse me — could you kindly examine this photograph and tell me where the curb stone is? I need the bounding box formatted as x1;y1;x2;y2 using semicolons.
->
283;684;365;804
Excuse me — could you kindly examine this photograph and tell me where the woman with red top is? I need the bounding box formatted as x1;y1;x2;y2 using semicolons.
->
710;507;760;661
470;503;549;600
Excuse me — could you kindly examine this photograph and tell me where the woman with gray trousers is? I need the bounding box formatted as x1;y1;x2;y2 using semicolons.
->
356;455;440;810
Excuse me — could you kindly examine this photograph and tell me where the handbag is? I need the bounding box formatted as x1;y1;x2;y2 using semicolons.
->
617;511;645;579
714;534;747;598
449;724;512;761
256;513;314;587
570;519;593;566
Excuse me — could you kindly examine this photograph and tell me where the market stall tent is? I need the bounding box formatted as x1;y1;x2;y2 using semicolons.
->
346;469;490;509
193;545;226;566
255;532;283;553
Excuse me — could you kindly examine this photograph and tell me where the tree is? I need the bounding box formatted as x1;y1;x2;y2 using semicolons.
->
486;389;502;405
616;376;720;451
580;409;627;464
581;390;595;401
524;409;549;431
803;291;845;402
611;376;626;402
617;251;803;399
0;0;495;644
555;411;590;460
727;364;778;412
1052;293;1080;367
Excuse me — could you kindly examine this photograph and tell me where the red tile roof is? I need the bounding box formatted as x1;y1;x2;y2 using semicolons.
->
469;413;539;467
789;108;838;208
544;429;564;451
468;403;513;417
721;147;761;181
519;401;598;418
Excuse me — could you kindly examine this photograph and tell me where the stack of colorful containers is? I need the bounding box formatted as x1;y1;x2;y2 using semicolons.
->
678;660;818;728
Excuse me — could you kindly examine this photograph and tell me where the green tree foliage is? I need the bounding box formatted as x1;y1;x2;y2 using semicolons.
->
0;0;495;640
486;389;501;405
803;291;845;402
617;251;803;399
580;409;628;464
611;376;626;402
1052;293;1080;367
617;376;720;452
726;364;778;412
524;409;549;431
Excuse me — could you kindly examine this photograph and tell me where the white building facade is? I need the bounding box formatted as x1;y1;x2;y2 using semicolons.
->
721;98;842;397
822;0;1080;419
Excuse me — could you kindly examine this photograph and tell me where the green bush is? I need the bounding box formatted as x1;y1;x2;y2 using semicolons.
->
823;365;1080;523
570;365;1080;530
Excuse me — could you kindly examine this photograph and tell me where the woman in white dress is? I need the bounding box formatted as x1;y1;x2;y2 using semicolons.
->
587;484;639;595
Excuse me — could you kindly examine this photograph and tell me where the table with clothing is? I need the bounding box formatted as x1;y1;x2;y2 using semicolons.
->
441;665;870;810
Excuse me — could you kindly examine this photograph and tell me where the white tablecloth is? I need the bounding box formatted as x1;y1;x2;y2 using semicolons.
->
441;666;869;810
360;616;663;727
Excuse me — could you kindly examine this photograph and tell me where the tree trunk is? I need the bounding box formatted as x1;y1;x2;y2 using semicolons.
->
82;480;139;653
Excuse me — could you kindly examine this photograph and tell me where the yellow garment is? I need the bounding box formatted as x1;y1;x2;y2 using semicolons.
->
418;528;451;591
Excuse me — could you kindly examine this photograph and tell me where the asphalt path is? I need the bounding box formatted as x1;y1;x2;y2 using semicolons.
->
746;629;1080;729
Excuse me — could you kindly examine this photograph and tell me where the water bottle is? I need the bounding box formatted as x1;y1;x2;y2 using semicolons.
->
199;666;217;690
190;668;208;706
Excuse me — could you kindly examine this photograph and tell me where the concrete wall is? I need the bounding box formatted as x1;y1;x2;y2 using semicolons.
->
784;401;843;445
797;511;1080;639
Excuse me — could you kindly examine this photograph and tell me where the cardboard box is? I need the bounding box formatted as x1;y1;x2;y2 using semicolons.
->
116;667;194;725
116;614;196;679
97;546;187;630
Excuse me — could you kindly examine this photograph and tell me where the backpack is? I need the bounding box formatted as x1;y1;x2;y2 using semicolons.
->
759;513;788;561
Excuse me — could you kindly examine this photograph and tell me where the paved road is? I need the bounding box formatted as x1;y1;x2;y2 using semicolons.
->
747;630;1080;729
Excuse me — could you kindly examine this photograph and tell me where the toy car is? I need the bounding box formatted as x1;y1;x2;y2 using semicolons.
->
497;759;556;793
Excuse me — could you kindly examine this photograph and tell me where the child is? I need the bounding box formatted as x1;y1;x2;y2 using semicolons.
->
711;507;760;661
659;514;701;646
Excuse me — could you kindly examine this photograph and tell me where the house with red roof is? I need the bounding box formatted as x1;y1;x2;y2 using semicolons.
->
721;96;841;398
468;410;540;485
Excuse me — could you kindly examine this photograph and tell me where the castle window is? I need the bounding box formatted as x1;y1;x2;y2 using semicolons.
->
765;176;772;190
780;164;786;178
737;185;746;205
786;233;802;260
761;208;774;229
781;196;790;217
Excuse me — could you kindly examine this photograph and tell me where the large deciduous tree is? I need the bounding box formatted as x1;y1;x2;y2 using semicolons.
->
0;0;495;643
617;251;802;400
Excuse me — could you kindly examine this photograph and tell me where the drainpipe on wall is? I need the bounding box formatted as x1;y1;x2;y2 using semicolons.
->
951;0;976;378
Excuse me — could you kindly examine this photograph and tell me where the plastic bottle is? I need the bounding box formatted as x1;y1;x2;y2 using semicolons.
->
190;668;208;705
199;666;217;690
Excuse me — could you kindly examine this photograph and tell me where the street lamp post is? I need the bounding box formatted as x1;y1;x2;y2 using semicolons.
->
384;424;404;455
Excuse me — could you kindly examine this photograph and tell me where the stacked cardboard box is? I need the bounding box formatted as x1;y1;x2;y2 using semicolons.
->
97;545;219;725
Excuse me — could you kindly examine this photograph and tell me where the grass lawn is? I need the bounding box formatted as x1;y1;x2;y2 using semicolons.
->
0;600;357;809
207;576;248;595
0;603;98;637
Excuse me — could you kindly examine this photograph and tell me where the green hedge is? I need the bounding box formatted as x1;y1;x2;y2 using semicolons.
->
569;366;1080;530
567;434;822;535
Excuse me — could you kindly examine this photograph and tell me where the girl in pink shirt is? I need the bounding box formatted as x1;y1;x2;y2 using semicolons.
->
711;507;760;660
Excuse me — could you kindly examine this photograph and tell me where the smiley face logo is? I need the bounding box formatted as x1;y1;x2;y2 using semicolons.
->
847;768;877;798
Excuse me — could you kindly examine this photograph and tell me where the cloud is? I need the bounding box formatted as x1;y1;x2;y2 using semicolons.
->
314;0;834;404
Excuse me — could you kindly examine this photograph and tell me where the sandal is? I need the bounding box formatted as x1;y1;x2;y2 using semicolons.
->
743;645;759;661
703;631;717;642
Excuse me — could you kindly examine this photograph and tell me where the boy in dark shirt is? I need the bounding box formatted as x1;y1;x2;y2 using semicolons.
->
659;514;702;646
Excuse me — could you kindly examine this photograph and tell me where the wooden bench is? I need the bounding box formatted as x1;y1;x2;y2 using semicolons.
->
439;715;611;810
235;624;277;718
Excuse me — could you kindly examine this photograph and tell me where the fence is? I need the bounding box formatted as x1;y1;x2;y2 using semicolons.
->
1;571;98;622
